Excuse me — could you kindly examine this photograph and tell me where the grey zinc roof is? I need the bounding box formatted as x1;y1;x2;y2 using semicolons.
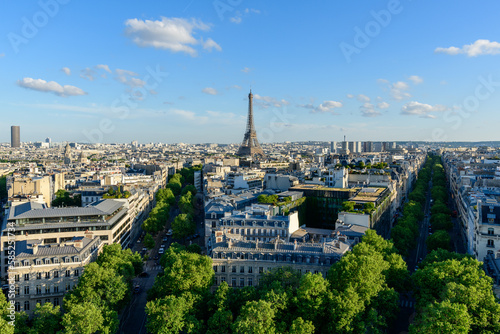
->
15;237;94;258
9;199;125;220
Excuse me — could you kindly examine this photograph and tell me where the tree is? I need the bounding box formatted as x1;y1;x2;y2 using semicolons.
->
146;295;194;334
364;202;375;214
182;184;197;196
426;230;451;252
157;188;176;205
61;302;104;334
0;292;14;334
207;309;233;334
30;302;62;334
52;190;81;207
431;213;453;231
410;300;471;334
341;201;355;212
294;273;330;326
288;317;315;334
172;214;195;241
150;244;213;299
232;300;276;334
96;243;143;280
144;233;155;250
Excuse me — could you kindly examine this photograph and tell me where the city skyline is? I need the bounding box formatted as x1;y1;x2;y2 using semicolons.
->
1;1;500;144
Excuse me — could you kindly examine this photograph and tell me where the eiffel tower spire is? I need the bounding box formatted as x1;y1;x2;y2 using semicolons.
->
237;90;264;157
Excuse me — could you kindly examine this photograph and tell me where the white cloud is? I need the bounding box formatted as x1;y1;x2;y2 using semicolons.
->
114;68;145;87
230;8;261;24
230;85;242;90
346;94;354;98
379;80;411;100
202;87;218;95
377;102;390;109
95;64;111;73
230;16;242;24
17;77;87;97
202;38;222;52
241;67;252;73
356;94;370;102
80;68;96;81
124;17;220;56
435;39;500;57
61;67;71;76
408;75;423;84
360;103;381;117
401;101;447;118
300;100;343;114
254;94;289;108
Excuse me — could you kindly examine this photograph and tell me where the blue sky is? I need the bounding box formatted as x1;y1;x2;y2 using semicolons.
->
1;0;500;144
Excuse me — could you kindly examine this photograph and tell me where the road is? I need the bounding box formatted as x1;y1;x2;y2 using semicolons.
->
118;194;205;334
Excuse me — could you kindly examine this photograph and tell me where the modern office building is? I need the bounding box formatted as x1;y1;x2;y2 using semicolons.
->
11;126;20;148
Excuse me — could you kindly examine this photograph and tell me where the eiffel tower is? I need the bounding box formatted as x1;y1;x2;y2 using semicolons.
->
237;90;265;157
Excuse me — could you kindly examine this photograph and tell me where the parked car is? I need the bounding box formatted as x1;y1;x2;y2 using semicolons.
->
133;285;141;294
158;248;165;254
142;247;147;252
162;237;168;242
166;229;173;236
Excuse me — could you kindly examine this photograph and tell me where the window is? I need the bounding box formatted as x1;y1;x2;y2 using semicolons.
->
221;266;226;273
36;285;41;295
248;278;253;286
36;299;41;305
54;285;59;293
15;302;20;312
37;273;42;280
488;240;495;248
45;272;50;279
488;228;495;235
53;298;59;307
213;266;217;273
24;286;29;295
14;274;19;282
45;299;50;304
248;267;253;274
54;271;59;278
240;278;245;287
65;283;71;291
74;270;79;277
259;267;264;274
54;258;59;264
24;301;30;311
214;277;218;286
35;259;41;266
15;286;19;295
231;278;237;287
221;277;226;283
240;266;245;273
45;286;50;294
65;270;71;277
74;256;79;262
44;259;50;265
65;258;70;263
232;266;236;273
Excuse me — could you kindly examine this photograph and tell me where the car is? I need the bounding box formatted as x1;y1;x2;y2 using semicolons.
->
162;237;168;242
136;239;141;243
138;272;149;278
133;285;141;294
193;233;199;239
158;248;165;254
166;229;173;236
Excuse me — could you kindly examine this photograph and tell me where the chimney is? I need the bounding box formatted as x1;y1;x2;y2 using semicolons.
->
32;243;38;255
84;230;94;240
293;239;297;250
255;238;259;249
227;238;232;249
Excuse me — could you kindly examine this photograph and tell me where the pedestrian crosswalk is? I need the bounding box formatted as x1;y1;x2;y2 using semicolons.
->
144;265;163;271
399;299;414;308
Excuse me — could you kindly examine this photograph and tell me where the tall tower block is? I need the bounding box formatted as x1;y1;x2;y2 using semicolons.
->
236;90;265;158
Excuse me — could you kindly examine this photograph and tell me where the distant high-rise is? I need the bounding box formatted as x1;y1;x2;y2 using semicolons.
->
11;126;20;148
236;90;265;158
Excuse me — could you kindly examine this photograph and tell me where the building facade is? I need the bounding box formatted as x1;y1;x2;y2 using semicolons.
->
7;233;102;315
